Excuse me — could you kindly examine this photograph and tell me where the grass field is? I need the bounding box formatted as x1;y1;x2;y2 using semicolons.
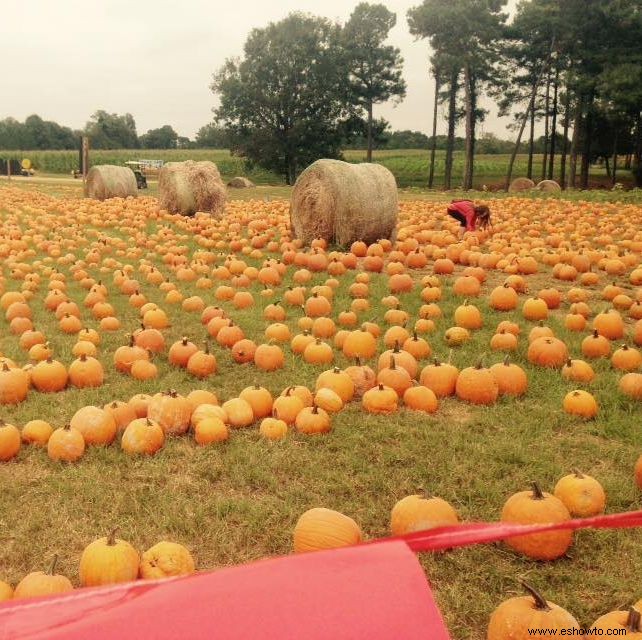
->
1;187;642;638
0;147;623;189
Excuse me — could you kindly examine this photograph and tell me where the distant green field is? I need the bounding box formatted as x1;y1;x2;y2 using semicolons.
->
0;148;617;189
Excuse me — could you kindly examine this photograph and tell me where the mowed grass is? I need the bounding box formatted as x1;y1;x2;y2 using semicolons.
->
1;190;642;639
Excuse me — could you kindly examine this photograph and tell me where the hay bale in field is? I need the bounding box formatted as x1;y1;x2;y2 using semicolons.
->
290;159;398;246
508;177;536;193
158;160;226;216
85;165;138;201
228;176;255;188
535;179;562;192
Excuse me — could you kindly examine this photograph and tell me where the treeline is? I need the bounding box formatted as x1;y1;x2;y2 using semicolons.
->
212;0;642;187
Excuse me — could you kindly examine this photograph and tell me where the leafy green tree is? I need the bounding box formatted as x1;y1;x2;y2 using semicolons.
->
139;125;178;149
212;13;351;184
194;123;230;149
342;3;406;162
408;0;507;190
84;111;139;149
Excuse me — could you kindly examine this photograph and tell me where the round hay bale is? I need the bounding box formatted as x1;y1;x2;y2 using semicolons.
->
290;159;398;246
158;160;226;216
228;176;255;188
85;165;138;201
508;177;536;193
535;179;562;192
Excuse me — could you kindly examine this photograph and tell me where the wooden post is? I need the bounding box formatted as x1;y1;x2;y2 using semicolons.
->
82;137;90;184
7;159;11;181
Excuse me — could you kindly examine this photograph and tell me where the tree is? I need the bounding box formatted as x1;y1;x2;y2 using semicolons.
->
408;0;507;190
139;125;178;149
84;111;139;149
343;3;406;162
194;123;230;149
212;13;351;184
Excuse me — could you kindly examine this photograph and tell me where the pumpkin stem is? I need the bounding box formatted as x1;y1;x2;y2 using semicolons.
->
503;355;511;366
592;329;599;338
572;468;584;478
2;363;9;372
107;528;118;546
312;405;319;414
333;367;341;374
146;418;153;426
626;608;642;633
447;349;453;364
355;357;362;367
181;337;188;345
520;580;551;612
378;384;385;391
389;356;396;370
531;482;545;500
48;554;59;576
565;358;572;368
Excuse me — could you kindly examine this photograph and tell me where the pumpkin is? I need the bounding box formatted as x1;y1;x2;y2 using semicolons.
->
362;384;398;414
344;359;377;397
129;393;152;418
455;361;499;405
563;390;598;419
121;418;165;455
239;385;273;419
222;397;255;428
0;419;21;461
522;297;549;321
403;385;438;413
581;329;612;358
194;417;229;444
390;493;458;535
168;337;198;367
487;581;580;640
303;339;334;364
562;358;596;383
593;308;625;340
259;417;288;440
489;283;518;311
444;326;470;347
254;343;285;371
377;343;418;378
590;608;642;639
377;356;413;397
527;337;569;368
620;372;642;399
68;354;104;388
186;342;218;378
13;556;73;600
30;357;68;392
283;385;314;408
315;367;355;403
553;469;606;517
22;419;53;446
314;387;344;413
419;358;459;397
293;508;362;553
490;330;518;351
47;424;85;462
500;482;572;560
114;336;149;373
612;344;642;371
454;301;482;329
139;541;196;580
148;390;193;435
70;406;118;446
490;357;528;396
79;529;140;587
191;403;227;427
295;405;332;434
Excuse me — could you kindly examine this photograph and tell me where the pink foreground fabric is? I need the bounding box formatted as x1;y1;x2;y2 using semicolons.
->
0;541;448;640
2;509;642;640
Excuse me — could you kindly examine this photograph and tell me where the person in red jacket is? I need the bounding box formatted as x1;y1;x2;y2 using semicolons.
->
446;200;491;238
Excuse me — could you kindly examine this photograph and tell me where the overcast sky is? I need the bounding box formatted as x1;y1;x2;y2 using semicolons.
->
1;0;519;140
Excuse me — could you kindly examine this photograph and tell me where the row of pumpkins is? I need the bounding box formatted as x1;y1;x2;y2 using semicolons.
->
0;486;639;638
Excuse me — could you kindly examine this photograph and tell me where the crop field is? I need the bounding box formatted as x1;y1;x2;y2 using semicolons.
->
0;148;617;189
1;186;642;638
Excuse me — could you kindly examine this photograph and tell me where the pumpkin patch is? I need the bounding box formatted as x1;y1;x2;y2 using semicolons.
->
2;187;642;636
